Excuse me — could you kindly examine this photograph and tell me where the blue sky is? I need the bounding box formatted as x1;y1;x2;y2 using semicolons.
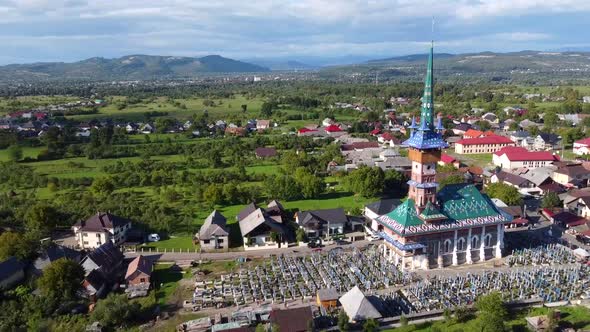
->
0;0;589;65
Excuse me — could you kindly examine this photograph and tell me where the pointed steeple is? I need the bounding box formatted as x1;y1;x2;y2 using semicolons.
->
418;45;435;131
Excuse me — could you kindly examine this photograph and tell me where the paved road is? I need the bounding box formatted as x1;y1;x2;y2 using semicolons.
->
125;239;374;262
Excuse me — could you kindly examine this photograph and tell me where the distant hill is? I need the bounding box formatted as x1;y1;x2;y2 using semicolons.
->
320;50;590;82
245;59;317;71
0;54;269;81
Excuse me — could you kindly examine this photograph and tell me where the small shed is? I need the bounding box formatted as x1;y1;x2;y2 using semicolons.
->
316;288;339;308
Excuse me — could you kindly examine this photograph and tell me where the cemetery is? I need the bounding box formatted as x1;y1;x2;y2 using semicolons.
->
186;243;590;320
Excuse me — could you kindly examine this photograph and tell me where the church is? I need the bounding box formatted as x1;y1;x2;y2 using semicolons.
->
372;44;512;270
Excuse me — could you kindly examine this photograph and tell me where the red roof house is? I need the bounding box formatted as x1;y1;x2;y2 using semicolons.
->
325;124;342;132
440;153;456;164
493;146;559;169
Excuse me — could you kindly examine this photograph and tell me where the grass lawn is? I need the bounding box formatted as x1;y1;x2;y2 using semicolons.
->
152;263;193;306
140;236;197;251
0;146;45;162
383;306;590;332
445;150;492;167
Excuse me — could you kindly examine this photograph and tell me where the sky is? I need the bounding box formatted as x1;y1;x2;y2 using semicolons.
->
0;0;589;65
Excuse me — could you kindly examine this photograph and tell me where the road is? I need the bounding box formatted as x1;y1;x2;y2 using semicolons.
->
125;239;374;262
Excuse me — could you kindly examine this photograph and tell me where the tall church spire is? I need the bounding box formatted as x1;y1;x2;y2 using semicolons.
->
419;45;435;131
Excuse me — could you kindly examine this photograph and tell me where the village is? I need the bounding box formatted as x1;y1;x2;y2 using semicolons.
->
4;46;590;332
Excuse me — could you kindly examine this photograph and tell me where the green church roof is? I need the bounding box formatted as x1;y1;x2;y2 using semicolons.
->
419;201;446;221
376;184;509;236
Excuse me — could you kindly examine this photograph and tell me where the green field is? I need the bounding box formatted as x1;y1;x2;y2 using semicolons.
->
385;305;590;332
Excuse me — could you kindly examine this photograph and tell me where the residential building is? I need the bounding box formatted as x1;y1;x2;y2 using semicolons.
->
455;135;515;154
374;45;510;270
339;286;382;322
32;244;81;276
463;129;484;139
256;119;271;131
295;208;348;239
552;162;590;187
80;242;124;299
364;199;400;231
452;123;472;136
523;133;561;151
492;146;559;169
573;137;590;155
72;212;132;249
438;153;461;168
0;257;25;290
197;210;229;251
238;202;293;250
269;307;313;332
125;255;153;286
510;130;530;145
254;147;278;158
481;112;499;124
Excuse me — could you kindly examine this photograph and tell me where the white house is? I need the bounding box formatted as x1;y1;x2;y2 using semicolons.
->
573;137;590;156
72;212;132;249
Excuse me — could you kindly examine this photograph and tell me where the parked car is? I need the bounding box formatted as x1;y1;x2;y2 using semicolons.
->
576;234;590;245
147;234;160;242
368;234;382;242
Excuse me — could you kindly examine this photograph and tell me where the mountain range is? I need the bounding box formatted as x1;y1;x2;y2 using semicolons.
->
0;55;269;81
2;50;590;82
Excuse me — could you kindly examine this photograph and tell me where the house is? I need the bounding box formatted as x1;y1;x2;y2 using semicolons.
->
256;120;271;131
238;202;293;250
322;118;334;127
455;135;514;154
463;129;484;139
573;137;590;155
140;123;154;134
225;126;246;136
492;147;559;169
316;288;339;308
519;119;541;130
510;130;530;145
552;162;590;187
295;208;348;239
125;255;153;286
481;112;499;124
378;132;402;146
80;242;124;299
564;196;590;218
552;211;588;228
583;96;590;104
72;212;132;249
32;244;81;276
197;210;229;251
491;171;540;195
452;123;472;136
364;199;400;231
438;153;460;168
0;257;25;290
269;306;313;332
529;133;561;151
339;286;382;322
255;147;278;158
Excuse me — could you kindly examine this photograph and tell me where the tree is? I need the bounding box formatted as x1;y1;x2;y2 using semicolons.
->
7;145;22;161
485;183;523;206
270;231;280;244
294;168;324;199
296;228;307;243
91;293;139;328
454;306;472;323
337;310;349;332
241;104;248;113
363;318;379;332
265;175;300;201
476;120;491;131
203;184;224;206
38;258;84;305
439;174;465;189
541;192;561;209
255;324;266;332
0;231;37;260
383;169;407;195
25;204;58;236
261;101;277;118
544;110;559;129
476;292;507;332
344;167;384;198
90;176;116;196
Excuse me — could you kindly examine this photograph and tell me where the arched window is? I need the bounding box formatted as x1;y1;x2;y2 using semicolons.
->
443;239;452;253
457;238;465;251
484;234;493;247
471;236;479;249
